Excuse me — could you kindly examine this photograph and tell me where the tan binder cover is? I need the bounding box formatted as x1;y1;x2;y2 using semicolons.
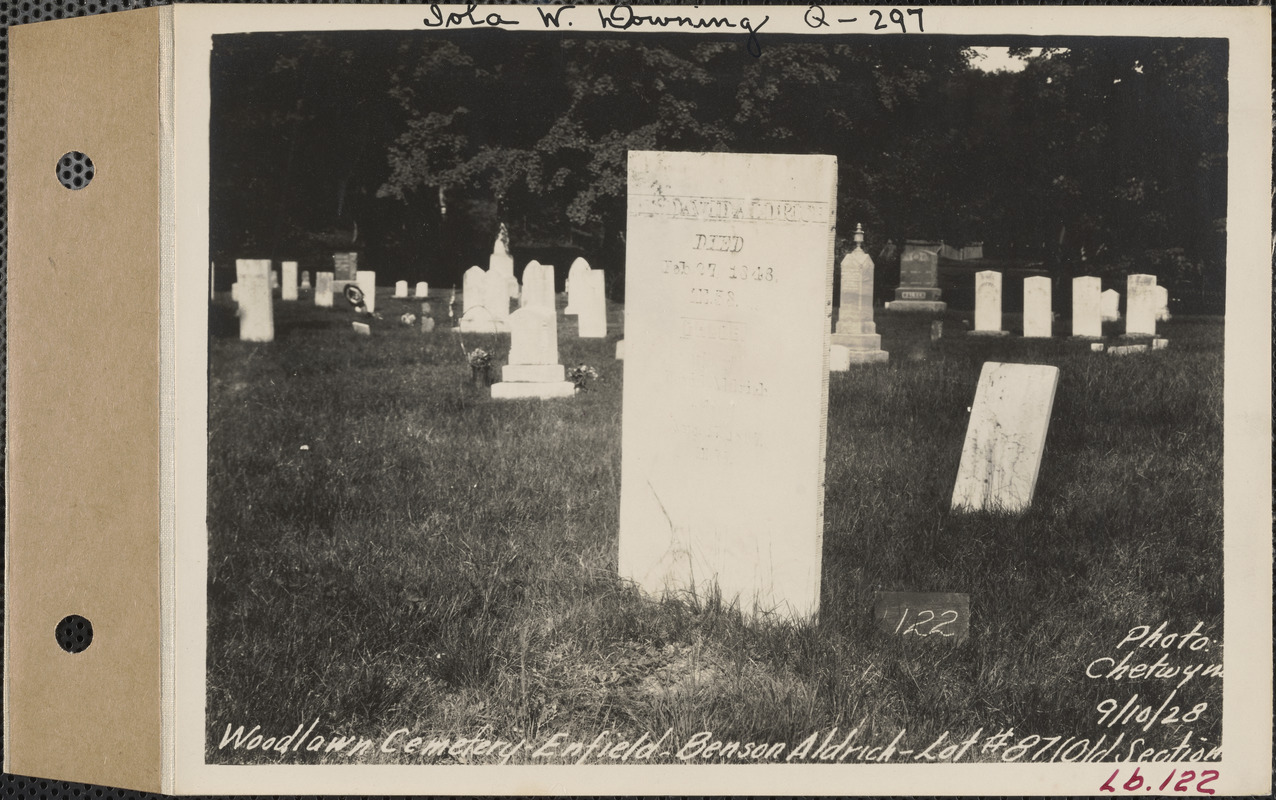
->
6;7;166;792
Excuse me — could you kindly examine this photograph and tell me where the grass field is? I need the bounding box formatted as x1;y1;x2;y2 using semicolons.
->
206;289;1223;765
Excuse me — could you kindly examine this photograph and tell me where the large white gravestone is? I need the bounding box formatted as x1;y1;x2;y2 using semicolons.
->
1125;274;1157;336
394;280;408;298
565;257;590;314
829;224;887;367
576;270;608;338
414;281;429;298
462;265;484;316
1153;285;1170;322
315;271;334;307
281;261;298;301
356;270;377;313
1100;289;1120;322
520;260;556;310
234;259;274;342
489;224;520;298
972;270;1006;335
619;150;837;621
1071;276;1102;338
491;307;574;399
1022;276;1052;337
952;362;1060;513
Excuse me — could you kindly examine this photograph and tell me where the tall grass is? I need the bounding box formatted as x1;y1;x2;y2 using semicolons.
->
206;294;1223;764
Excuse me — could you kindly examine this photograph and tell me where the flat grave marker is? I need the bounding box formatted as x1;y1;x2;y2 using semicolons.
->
618;150;837;621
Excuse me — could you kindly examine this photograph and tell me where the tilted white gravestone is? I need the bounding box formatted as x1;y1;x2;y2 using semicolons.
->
491;306;574;399
1125;274;1157;336
618;150;837;621
281;261;298;301
315;272;334;307
565;257;590;314
576;270;607;338
1071;276;1102;338
235;259;274;342
356;271;377;313
1022;276;1052;338
972;270;1006;335
951;362;1059;513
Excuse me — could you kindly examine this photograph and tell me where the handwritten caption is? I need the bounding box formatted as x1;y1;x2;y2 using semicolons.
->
421;4;932;57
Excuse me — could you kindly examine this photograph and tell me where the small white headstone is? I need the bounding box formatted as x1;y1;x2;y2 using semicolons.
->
315;272;334;307
951;362;1059;513
394;280;408;298
356;271;377;313
281;261;299;301
565;257;590;314
520;260;556;311
973;270;1005;335
1153;285;1170;322
414;281;429;298
459;266;509;333
270;270;279;290
1125;274;1157;336
352;321;370;336
1100;289;1121;322
1071;276;1102;338
576;270;607;338
235;259;274;342
619;150;837;621
1022;276;1052;337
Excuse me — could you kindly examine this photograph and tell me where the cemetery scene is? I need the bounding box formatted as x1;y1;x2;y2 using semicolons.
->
205;31;1227;767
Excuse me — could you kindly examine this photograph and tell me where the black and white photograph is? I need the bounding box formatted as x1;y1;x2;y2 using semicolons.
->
172;4;1269;794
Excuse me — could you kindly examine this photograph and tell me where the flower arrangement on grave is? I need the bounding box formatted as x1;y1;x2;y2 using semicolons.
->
467;348;493;388
400;312;417;326
567;364;600;391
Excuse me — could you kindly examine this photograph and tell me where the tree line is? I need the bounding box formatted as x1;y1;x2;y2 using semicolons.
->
210;31;1226;309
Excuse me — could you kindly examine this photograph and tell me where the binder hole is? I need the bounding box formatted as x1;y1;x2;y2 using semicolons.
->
55;614;93;653
56;151;94;190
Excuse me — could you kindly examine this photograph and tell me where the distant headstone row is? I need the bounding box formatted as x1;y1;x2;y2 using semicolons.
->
967;271;1167;340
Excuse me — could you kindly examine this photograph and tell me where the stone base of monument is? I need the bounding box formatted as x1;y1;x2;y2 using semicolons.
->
968;329;1009;336
491;380;575;400
885;300;947;313
829;344;888;370
502;364;565;383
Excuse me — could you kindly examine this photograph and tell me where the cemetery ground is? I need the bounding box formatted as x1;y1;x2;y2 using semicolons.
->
206;293;1223;765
